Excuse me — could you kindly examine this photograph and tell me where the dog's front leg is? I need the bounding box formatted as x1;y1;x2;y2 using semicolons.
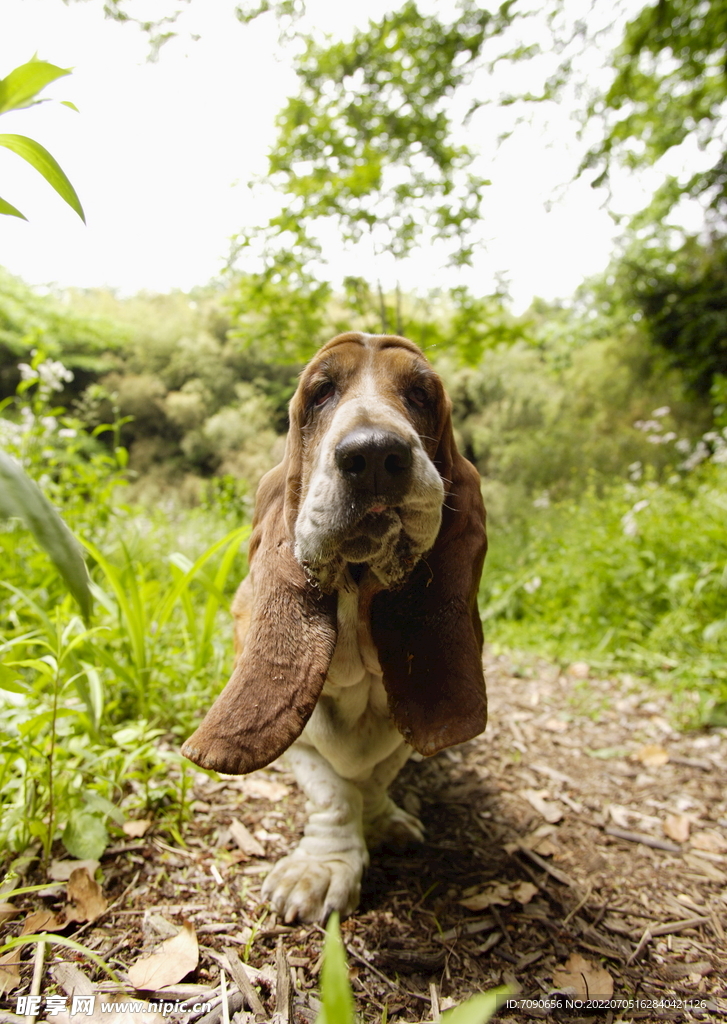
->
261;743;369;923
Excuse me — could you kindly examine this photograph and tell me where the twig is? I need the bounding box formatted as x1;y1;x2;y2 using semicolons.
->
650;915;710;937
223;947;267;1019
220;970;229;1024
273;938;291;1024
429;982;440;1021
563;885;593;926
627;927;652;965
515;841;578;887
25;940;46;1024
604;827;681;853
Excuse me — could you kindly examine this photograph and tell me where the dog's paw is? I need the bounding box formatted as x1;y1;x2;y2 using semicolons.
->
365;798;425;849
261;851;363;923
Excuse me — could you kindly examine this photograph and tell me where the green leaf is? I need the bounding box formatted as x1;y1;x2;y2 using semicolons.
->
60;101;79;112
315;913;355;1024
0;195;27;219
0;134;85;222
441;989;510;1024
62;810;109;860
0;451;93;620
0;59;71;114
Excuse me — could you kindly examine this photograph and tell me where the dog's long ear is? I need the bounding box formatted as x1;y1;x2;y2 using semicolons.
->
181;446;337;775
371;395;487;757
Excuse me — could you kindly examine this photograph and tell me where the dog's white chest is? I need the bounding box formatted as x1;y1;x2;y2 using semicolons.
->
298;588;403;780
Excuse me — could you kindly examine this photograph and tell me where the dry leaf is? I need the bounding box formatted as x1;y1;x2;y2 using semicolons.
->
552;953;613;999
521;789;564;824
65;867;107;924
52;964;165;1024
533;836;559;856
634;744;669;767
690;830;727;853
242;777;289;801
128;921;199;990
49;859;100;882
123;819;152;838
0;902;17;924
229;819;265;857
459;882;514;911
512;881;539;904
542;717;568;733
0;949;22;995
21;908;66;934
664;814;691;843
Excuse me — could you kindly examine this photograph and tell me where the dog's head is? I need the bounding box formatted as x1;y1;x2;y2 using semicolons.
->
182;334;487;774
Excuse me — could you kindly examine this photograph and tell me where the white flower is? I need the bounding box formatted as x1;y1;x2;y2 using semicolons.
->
652;406;670;417
523;576;542;594
18;362;36;382
621;513;639;537
58;428;77;439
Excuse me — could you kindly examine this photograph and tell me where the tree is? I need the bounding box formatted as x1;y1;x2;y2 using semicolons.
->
581;0;727;220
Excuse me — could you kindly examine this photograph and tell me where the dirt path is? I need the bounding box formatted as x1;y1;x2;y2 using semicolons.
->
3;651;727;1023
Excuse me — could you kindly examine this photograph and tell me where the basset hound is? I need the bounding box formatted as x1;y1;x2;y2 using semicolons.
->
181;332;487;922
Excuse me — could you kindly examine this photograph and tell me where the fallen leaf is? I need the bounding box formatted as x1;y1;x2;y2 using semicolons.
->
0;949;21;995
690;830;727;853
521;788;564;824
242;777;289;801
20;908;66;934
65;867;107;924
533;836;559;856
459;882;514;911
229;819;265;857
49;859;100;882
542;717;568;733
0;902;17;924
53;962;165;1024
127;921;199;990
634;744;669;767
552;953;613;999
664;814;691;843
123;819;152;838
512;881;539;904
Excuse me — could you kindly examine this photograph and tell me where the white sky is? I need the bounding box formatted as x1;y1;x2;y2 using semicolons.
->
0;0;675;313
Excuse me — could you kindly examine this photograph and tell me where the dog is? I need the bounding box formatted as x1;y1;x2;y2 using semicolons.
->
181;332;487;922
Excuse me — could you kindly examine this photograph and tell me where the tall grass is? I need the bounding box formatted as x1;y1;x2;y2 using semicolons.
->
0;355;251;862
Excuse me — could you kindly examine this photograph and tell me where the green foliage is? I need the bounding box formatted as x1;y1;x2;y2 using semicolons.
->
482;456;727;723
260;0;512;265
583;0;727;213
623;234;727;397
0;450;92;621
0;356;251;862
0;57;84;222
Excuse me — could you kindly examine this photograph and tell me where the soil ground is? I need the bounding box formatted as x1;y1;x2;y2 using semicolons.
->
2;649;727;1023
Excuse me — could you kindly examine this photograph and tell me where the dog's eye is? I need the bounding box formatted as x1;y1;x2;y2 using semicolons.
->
407;386;428;408
314;381;335;407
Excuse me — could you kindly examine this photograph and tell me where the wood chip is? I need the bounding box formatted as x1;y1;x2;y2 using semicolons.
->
229;820;265;857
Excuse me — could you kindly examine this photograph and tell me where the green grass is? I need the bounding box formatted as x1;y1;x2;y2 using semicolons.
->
481;461;727;724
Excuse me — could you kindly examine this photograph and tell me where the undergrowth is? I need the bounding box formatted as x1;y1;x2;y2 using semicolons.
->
0;353;249;864
482;455;727;725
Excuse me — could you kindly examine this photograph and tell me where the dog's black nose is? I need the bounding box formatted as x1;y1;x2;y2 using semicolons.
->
335;428;413;497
